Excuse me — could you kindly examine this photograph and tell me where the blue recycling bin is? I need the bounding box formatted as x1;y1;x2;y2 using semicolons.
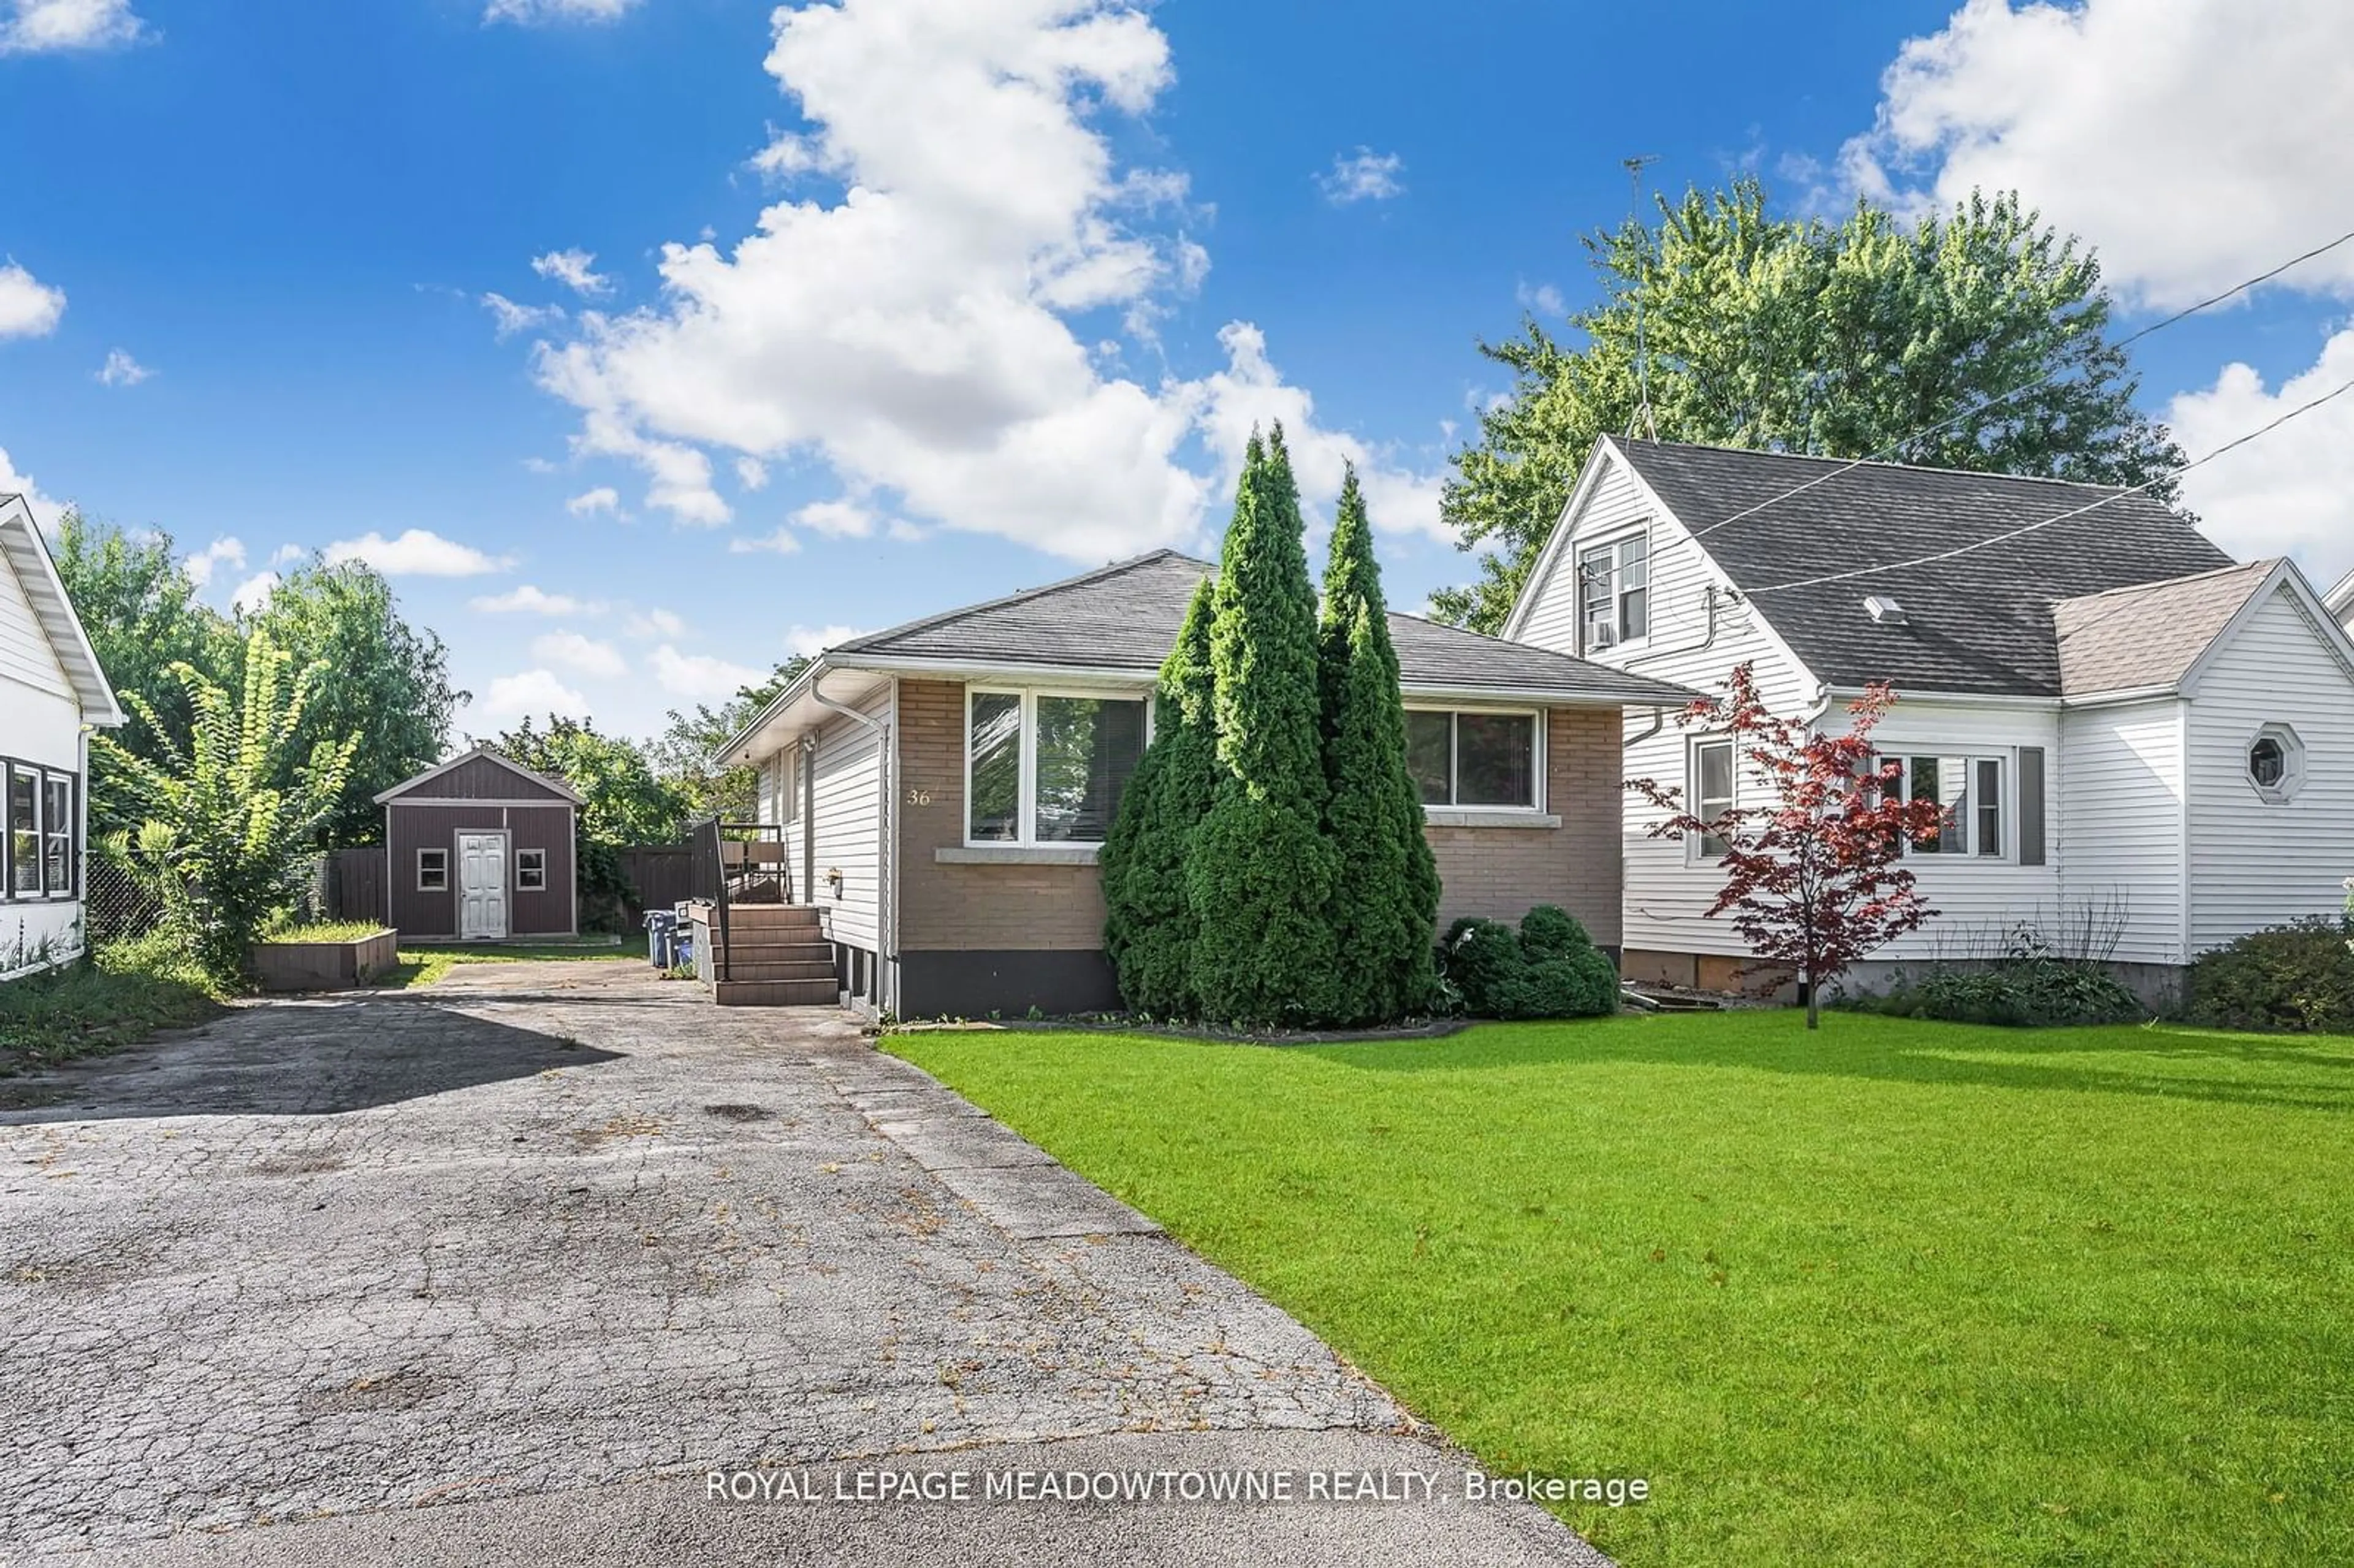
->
644;910;678;969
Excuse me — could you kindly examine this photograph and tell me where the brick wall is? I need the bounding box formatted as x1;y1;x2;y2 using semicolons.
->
896;680;1623;953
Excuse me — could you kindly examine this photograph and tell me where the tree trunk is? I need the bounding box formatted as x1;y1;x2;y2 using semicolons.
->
1805;962;1821;1029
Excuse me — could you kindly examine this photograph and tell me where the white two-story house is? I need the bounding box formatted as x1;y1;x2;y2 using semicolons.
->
1506;438;2354;998
1;493;122;981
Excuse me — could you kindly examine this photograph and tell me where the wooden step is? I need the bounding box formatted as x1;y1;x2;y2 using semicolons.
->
715;977;840;1007
722;905;822;931
718;958;837;983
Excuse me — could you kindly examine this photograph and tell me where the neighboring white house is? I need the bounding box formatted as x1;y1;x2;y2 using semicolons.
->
1506;437;2354;997
0;494;123;981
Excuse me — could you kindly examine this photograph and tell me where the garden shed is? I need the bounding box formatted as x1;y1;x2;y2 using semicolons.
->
375;745;581;941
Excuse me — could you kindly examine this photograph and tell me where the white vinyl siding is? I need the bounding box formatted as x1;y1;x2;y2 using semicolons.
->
0;544;71;701
0;552;91;982
807;679;891;956
2057;696;2186;965
2182;588;2354;953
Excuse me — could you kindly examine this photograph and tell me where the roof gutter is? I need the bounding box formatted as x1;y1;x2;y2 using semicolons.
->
711;656;831;771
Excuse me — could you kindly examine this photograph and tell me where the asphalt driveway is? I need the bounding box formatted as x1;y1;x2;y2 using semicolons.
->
1;961;1606;1567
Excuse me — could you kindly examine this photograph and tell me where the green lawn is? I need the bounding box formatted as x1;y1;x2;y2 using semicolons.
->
0;953;219;1068
379;934;646;989
889;1011;2354;1567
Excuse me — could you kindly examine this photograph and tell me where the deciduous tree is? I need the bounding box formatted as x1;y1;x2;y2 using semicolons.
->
1627;663;1947;1027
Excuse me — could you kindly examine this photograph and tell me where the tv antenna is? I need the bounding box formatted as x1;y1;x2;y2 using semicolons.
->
1624;153;1661;441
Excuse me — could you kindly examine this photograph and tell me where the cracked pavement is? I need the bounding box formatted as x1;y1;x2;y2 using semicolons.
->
1;961;1605;1566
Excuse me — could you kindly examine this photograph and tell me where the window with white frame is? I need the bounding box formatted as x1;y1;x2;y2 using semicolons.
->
417;847;449;891
1886;753;2006;858
967;689;1150;845
516;847;548;891
42;774;72;896
1406;710;1539;810
1693;739;1735;858
1577;532;1650;653
7;764;37;896
2246;723;2304;802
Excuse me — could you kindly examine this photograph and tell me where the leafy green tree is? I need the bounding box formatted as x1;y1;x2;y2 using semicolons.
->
484;715;691;932
98;626;357;989
651;658;808;821
243;558;463;844
1187;427;1337;1026
1434;181;2186;631
1318;467;1441;1023
50;513;232;830
1101;577;1218;1017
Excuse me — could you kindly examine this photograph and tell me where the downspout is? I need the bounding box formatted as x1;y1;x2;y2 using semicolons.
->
811;673;892;1011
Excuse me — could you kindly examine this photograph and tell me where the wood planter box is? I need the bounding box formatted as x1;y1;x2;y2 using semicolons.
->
251;929;400;992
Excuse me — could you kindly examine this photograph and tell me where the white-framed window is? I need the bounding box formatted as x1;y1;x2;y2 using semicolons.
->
1406;709;1541;810
417;847;449;891
1577;531;1650;653
1885;753;2007;859
516;847;548;891
6;763;38;897
1693;739;1735;859
2246;722;2304;804
966;687;1151;845
42;773;72;897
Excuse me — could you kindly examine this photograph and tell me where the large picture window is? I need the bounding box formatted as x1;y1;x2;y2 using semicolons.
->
966;689;1149;845
1887;753;2006;859
1577;533;1650;653
1406;710;1539;810
7;765;37;896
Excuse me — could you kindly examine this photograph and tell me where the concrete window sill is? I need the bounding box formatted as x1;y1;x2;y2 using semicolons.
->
935;845;1102;866
1422;810;1562;830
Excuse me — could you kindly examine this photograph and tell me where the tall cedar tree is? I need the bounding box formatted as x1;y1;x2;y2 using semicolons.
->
1434;181;2185;631
1318;467;1441;1023
1100;578;1218;1016
1627;663;1948;1026
1188;427;1338;1025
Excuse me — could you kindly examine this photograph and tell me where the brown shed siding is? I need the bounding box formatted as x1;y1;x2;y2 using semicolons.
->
384;802;576;939
427;754;571;801
889;680;1623;1013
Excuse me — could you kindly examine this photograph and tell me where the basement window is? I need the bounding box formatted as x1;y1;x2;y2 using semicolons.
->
967;688;1149;845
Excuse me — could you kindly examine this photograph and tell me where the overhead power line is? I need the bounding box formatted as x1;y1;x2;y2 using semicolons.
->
1745;372;2354;596
1677;220;2354;546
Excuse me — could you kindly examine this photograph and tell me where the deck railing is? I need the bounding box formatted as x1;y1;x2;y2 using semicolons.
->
688;818;791;981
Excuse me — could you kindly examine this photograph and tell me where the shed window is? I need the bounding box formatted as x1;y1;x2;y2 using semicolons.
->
43;774;72;896
7;766;36;896
966;689;1149;845
516;848;547;891
417;848;449;891
1406;710;1539;809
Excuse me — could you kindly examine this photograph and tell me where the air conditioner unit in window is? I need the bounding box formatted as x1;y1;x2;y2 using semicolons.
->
1586;623;1617;648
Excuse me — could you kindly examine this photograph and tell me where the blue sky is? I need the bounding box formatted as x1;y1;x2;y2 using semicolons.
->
2;0;2349;742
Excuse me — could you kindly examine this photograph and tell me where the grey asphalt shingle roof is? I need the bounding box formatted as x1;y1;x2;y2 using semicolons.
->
1614;440;2236;696
832;549;1694;705
2051;559;2277;698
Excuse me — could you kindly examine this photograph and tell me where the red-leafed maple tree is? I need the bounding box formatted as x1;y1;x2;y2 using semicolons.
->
1628;662;1948;1027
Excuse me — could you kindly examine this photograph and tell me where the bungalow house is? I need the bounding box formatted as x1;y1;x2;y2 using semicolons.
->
0;494;123;981
1506;436;2354;998
710;550;1691;1016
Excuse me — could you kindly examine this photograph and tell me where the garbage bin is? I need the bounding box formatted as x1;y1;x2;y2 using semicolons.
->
676;931;695;972
645;910;677;969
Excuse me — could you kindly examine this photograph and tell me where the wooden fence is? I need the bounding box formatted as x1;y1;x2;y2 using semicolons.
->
616;845;696;919
326;847;387;926
320;843;691;928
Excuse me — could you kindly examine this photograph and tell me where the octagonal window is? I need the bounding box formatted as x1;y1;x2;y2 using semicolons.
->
2247;723;2304;804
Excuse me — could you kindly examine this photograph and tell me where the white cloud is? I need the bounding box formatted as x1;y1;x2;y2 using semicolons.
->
0;446;63;531
269;544;309;567
472;583;602;615
482;292;565;340
793;498;875;538
734;455;769;491
485;0;637;24
477;668;590;723
626;606;685;639
94;347;153;387
1838;0;2354;310
2168;328;2354;587
1515;280;1566;318
531;629;627;678
522;0;1439;556
566;485;621;517
531;248;614;296
785;623;867;657
728;528;802;555
1318;147;1406;205
229;571;278;616
0;0;147;55
0;261;65;338
324;528;511;577
182;536;246;589
650;644;762;701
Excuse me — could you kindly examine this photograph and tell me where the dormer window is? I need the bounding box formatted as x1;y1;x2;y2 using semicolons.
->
1579;532;1650;653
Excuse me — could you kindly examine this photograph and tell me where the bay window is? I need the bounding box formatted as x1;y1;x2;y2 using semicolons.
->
966;689;1149;845
1578;532;1650;652
1887;753;2006;859
1406;710;1539;810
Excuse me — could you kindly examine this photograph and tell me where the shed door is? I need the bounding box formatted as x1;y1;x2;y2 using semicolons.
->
457;831;509;940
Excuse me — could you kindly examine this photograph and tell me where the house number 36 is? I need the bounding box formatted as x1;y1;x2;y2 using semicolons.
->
905;788;933;806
